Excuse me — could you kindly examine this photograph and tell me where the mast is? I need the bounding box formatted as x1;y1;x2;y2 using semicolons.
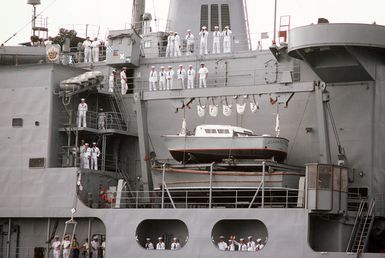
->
131;0;146;34
273;0;277;43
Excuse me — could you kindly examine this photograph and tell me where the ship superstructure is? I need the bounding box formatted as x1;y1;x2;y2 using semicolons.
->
0;0;385;257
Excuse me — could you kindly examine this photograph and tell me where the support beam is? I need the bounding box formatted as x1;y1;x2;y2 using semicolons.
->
315;82;332;163
142;81;314;101
134;94;153;191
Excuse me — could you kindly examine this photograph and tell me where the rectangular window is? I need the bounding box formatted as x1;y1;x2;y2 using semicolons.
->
221;4;231;29
318;165;332;190
210;4;219;31
200;5;209;31
12;118;23;127
29;158;45;168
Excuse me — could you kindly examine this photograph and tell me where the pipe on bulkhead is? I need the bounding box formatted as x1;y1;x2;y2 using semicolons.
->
131;0;146;34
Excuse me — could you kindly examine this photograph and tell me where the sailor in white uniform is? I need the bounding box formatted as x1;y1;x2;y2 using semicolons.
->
145;238;154;249
212;26;221;54
82;37;92;63
158;66;166;91
247;236;256;251
90;142;100;170
238;238;248;251
90;236;99;258
166;66;174;90
156;237;165;250
223;26;233;53
187;65;196;89
98;108;106;130
51;236;61;258
176;64;186;89
198;63;209;88
185;29;195;55
217;236;228;251
170;237;181;250
62;235;71;258
174;32;182;56
165;31;175;57
82;143;90;169
91;37;100;62
199;26;208;55
148;66;158;91
108;69;116;93
256;238;264;250
120;67;128;95
79;140;85;168
78;98;88;127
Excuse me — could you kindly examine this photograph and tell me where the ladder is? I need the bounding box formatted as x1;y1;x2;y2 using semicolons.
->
346;198;376;253
108;92;129;131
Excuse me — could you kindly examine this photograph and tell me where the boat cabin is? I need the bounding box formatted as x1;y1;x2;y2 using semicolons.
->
194;125;254;137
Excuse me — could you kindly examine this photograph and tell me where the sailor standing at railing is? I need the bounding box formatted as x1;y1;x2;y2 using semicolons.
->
79;140;86;168
187;64;195;89
156;237;165;250
98;108;106;130
170;238;181;250
82;36;92;63
185;29;195;55
238;238;248;251
148;66;158;91
145;238;154;249
82;143;90;169
177;64;186;89
159;66;167;90
198;63;208;88
166;66;175;90
174;32;182;57
165;31;175;57
212;26;221;54
217;236;228;251
62;235;71;258
246;236;256;251
223;26;233;53
90;236;99;258
199;26;208;55
91;37;100;62
78;98;88;127
120;67;128;95
108;69;116;93
90;142;100;170
51;235;61;258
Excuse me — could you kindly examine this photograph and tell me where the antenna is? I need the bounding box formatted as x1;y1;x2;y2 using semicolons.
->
27;0;41;37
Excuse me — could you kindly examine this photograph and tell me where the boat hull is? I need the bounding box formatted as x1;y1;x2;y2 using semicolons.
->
163;136;289;163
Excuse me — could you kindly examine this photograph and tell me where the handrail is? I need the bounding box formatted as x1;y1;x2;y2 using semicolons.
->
357;198;375;253
346;199;365;252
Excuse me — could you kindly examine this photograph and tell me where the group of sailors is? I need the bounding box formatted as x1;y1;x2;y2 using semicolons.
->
217;235;265;251
166;25;233;57
80;140;100;170
81;36;102;63
78;98;107;130
148;62;208;91
144;237;181;250
51;235;105;258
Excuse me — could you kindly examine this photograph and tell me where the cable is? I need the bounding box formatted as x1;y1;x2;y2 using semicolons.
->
2;0;59;45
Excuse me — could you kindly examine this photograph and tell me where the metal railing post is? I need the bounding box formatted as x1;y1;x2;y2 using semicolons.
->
262;161;265;208
286;189;289;208
209;162;215;209
6;218;11;258
161;163;166;209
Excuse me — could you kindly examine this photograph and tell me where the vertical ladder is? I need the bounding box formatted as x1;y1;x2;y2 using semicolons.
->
346;198;376;253
113;91;130;129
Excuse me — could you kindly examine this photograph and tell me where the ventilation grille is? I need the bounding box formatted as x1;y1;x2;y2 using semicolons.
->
210;4;219;31
221;4;231;29
29;158;45;168
12;118;23;127
200;5;209;30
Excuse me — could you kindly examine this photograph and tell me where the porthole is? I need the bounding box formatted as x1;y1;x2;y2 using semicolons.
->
136;219;188;250
212;219;268;251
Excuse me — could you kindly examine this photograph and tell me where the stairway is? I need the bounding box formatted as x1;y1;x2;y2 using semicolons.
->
346;198;376;253
108;92;129;131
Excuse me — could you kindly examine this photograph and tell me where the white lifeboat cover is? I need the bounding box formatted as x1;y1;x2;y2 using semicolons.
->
223;104;232;116
236;103;246;115
197;105;206;117
209;104;219;117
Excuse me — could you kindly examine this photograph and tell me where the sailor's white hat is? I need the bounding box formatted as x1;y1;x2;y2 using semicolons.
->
151;65;155;68
214;25;219;28
219;236;224;239
93;236;98;239
187;29;191;32
188;64;193;67
81;98;85;101
168;66;172;68
256;238;261;242
200;62;205;65
202;26;207;29
146;238;151;241
240;238;244;241
158;237;163;240
173;237;177;240
248;236;253;239
179;64;183;67
160;66;164;69
92;142;96;144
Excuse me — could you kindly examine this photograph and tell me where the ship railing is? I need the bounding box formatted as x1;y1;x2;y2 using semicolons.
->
374;193;385;216
59;110;128;131
0;246;44;257
133;64;299;92
103;188;302;209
